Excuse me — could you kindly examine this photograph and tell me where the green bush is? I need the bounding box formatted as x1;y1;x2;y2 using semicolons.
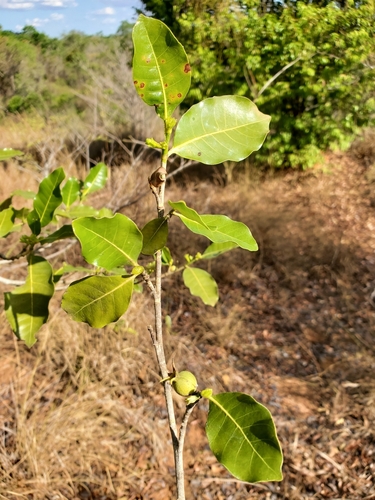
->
7;95;24;113
139;0;375;168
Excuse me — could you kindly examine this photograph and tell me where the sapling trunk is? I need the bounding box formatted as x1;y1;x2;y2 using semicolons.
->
148;149;192;499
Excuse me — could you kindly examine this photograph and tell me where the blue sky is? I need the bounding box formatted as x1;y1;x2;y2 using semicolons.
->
0;0;143;37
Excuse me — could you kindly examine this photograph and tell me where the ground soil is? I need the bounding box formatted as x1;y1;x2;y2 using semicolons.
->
0;151;374;499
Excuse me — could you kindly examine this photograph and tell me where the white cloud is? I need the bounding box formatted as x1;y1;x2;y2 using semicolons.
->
26;16;49;26
0;1;35;9
50;12;63;20
94;7;115;15
0;0;77;8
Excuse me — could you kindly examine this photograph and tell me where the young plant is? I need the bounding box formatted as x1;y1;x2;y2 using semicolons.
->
0;16;283;499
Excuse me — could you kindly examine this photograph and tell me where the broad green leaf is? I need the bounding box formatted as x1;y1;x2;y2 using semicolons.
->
39;225;75;244
57;205;100;219
33;167;65;227
0;148;23;161
0;207;15;237
73;214;143;269
4;255;54;347
62;177;81;207
141;218;168;255
82;163;108;198
98;207;114;218
132;15;191;120
13;189;36;200
169;201;258;251
169;96;271;164
204;392;283;483
0;197;12;211
62;275;135;328
202;241;238;259
183;267;218;306
169;200;210;228
200;215;258;251
27;209;41;236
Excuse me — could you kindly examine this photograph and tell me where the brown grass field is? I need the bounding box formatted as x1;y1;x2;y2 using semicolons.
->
0;127;374;499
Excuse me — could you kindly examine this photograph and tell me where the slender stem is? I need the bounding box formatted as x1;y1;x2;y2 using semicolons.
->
147;119;189;499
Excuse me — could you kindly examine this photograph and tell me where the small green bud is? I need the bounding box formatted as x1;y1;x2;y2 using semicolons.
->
145;138;162;149
131;265;144;276
201;388;213;399
171;370;198;397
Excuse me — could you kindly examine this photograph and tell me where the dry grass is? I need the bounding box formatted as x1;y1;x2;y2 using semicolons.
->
0;148;375;499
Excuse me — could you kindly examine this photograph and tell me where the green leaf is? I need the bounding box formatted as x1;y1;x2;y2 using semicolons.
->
57;205;100;219
202;241;238;259
0;148;24;161
183;267;218;306
204;392;283;483
200;215;258;251
62;275;135;328
62;177;81;207
39;225;75;244
169;96;271;164
169;200;210;228
169;201;258;251
54;263;91;283
4;255;54;347
0;207;15;237
72;214;143;270
12;189;36;200
161;246;173;266
27;209;41;236
132;14;191;120
82;163;108;198
141;218;168;255
33;167;65;227
0;197;13;211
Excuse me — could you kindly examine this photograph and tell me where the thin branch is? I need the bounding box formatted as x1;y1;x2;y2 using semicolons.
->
255;55;304;100
166;158;200;180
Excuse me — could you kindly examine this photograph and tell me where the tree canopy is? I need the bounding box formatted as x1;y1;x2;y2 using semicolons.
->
139;0;375;167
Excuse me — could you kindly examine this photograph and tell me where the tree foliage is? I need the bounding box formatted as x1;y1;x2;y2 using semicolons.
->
139;0;375;168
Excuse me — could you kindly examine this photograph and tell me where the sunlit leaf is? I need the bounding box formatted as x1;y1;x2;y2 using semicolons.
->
33;167;65;227
0;148;24;161
141;217;168;255
57;205;100;219
183;267;218;306
4;254;54;347
169;200;258;251
169;96;271;164
202;241;238;259
62;274;135;328
204;392;283;483
0;207;15;237
39;225;75;244
73;214;143;269
132;15;191;120
82;163;108;198
62;177;81;207
12;189;36;200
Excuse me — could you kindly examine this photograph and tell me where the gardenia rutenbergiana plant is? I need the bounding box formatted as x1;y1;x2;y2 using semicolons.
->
0;15;283;500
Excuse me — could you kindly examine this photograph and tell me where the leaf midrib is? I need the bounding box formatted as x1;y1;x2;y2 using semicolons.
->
73;277;133;315
77;224;138;266
209;395;278;473
143;23;168;121
170;118;268;154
